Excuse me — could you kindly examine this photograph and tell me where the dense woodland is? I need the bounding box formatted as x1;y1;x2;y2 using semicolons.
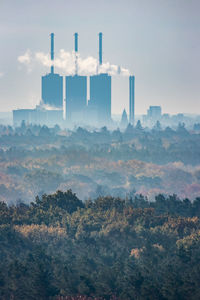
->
1;122;200;203
1;123;200;298
0;190;200;299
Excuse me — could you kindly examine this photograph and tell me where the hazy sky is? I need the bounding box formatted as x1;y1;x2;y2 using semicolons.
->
0;0;200;115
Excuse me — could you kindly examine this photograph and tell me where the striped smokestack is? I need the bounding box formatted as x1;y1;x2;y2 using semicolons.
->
99;32;103;65
129;75;135;125
50;33;54;73
74;32;78;53
74;33;78;75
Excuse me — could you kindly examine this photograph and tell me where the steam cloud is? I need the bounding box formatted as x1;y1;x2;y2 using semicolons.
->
38;101;63;111
18;49;130;76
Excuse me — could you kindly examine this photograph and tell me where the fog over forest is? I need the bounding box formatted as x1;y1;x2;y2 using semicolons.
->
1;122;200;299
1;122;200;204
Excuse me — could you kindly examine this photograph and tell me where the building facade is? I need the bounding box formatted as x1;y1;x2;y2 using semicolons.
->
65;75;87;123
42;73;63;108
13;107;63;127
89;73;111;125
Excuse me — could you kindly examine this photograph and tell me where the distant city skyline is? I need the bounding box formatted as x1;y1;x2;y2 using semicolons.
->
0;0;200;115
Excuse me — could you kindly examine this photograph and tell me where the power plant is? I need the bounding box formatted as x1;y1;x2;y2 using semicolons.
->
41;33;63;108
13;33;135;127
88;33;112;124
65;33;87;123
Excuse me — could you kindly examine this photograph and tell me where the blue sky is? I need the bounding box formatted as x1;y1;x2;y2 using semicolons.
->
0;0;200;115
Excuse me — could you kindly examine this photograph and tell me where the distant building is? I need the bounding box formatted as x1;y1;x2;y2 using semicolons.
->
13;109;31;127
42;72;63;108
162;113;170;119
41;33;63;108
13;32;136;128
172;113;184;123
89;73;111;125
87;33;112;126
147;106;162;119
14;33;63;127
13;107;63;127
142;106;162;127
65;75;87;123
120;109;128;128
129;75;135;125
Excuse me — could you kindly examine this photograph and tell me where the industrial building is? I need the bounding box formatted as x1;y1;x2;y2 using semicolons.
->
13;32;135;128
88;33;111;125
65;33;87;124
66;75;87;122
13;107;63;127
42;73;63;108
41;33;63;108
89;73;111;124
86;33;111;125
65;32;111;126
13;33;63;127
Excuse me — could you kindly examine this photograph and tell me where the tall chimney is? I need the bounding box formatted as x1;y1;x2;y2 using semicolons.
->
74;33;78;75
50;33;54;74
129;75;135;125
74;33;78;52
99;32;103;65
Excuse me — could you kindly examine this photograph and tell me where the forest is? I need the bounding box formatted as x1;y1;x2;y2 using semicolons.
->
0;123;200;298
0;190;200;299
1;122;200;204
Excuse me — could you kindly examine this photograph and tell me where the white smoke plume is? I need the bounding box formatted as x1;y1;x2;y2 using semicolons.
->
38;101;62;111
0;72;4;78
18;49;130;76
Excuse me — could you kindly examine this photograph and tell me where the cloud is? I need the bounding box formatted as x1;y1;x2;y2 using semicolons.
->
18;49;130;76
18;49;33;73
0;72;4;78
18;49;31;64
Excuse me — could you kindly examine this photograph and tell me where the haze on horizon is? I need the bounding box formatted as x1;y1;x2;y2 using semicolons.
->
0;0;200;116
